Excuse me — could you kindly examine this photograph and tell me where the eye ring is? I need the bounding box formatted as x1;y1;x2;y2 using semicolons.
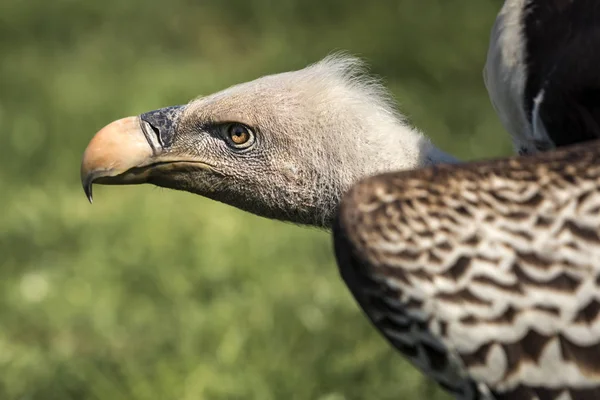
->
225;123;255;149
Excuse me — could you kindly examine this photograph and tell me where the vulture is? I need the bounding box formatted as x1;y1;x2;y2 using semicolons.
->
80;1;600;398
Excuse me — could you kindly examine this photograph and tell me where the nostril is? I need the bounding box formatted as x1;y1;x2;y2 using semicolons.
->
148;123;162;144
139;119;163;152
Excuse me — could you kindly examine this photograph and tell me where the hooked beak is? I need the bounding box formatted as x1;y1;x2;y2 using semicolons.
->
80;105;194;203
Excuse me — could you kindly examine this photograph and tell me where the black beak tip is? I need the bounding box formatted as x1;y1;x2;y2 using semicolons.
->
82;175;94;204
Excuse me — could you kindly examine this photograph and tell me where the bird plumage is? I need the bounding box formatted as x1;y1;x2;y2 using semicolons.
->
333;139;600;400
484;0;600;155
331;0;600;393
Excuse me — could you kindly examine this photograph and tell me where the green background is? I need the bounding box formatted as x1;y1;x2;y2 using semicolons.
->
0;0;511;399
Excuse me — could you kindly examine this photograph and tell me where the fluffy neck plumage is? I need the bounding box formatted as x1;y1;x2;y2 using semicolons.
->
312;128;459;230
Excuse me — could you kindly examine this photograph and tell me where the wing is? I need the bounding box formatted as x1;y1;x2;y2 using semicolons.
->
484;0;600;155
333;140;600;400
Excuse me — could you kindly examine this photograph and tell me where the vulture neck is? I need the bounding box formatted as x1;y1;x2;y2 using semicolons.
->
356;125;460;174
318;131;460;230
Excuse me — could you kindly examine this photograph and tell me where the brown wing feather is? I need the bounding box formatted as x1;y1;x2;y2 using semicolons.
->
333;140;600;400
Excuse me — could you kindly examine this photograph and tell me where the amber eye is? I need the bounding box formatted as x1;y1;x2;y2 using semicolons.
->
227;124;253;147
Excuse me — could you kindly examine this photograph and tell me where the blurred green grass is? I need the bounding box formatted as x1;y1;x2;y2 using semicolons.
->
0;0;509;399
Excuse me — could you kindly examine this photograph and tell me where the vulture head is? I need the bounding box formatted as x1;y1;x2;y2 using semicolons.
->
81;55;456;227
